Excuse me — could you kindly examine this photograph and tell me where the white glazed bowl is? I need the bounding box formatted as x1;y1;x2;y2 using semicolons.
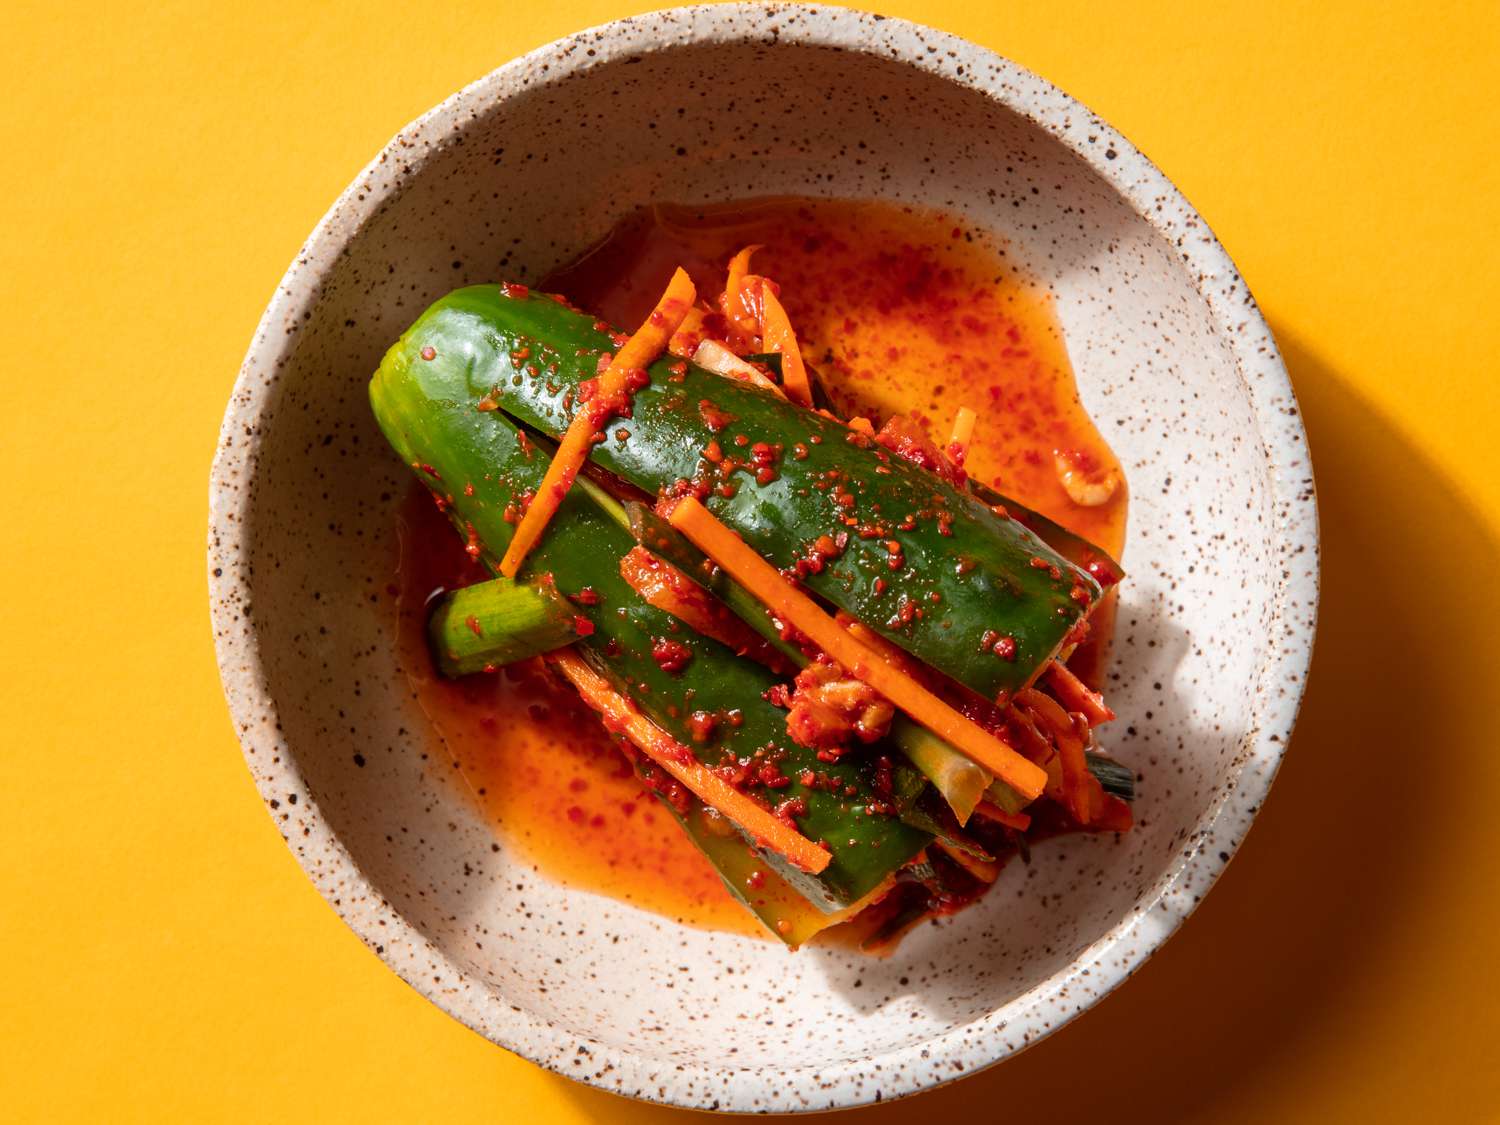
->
209;5;1318;1112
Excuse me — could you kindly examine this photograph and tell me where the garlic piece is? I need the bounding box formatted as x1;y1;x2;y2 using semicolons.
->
1054;451;1121;507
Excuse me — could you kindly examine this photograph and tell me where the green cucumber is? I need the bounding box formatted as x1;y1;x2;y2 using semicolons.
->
967;477;1123;588
662;799;870;948
371;338;929;913
429;530;993;823
623;501;991;821
385;285;1102;703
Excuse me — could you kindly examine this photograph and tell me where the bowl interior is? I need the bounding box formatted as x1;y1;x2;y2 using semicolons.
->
215;19;1297;1108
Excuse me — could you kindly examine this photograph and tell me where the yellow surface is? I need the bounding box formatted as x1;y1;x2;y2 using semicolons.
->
3;1;1498;1120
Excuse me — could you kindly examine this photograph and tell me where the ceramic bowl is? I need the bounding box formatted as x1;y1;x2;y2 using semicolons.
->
209;4;1318;1111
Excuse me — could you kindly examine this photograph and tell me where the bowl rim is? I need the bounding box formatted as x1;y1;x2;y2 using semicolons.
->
208;3;1320;1111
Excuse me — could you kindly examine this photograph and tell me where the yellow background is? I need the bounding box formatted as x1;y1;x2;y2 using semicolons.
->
4;1;1498;1120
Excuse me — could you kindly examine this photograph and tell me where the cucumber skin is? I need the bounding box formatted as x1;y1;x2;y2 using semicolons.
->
392;285;1102;703
370;323;927;910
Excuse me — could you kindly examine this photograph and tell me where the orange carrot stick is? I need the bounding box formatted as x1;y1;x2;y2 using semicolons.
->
721;245;762;340
666;497;1049;801
1057;734;1098;825
758;283;813;407
1044;660;1116;726
619;545;781;663
838;612;927;679
973;801;1032;832
548;649;831;874
1019;688;1101;825
499;268;696;577
668;306;708;358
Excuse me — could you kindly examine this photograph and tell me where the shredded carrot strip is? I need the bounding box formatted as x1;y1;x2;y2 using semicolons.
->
619;545;779;662
1042;753;1068;805
668;306;707;358
1044;660;1116;726
667;497;1048;801
499;269;696;577
721;245;762;341
758;283;813;406
973;801;1032;832
1016;688;1074;742
1058;736;1096;824
846;415;875;435
548;649;831;874
1019;688;1101;824
1006;707;1056;766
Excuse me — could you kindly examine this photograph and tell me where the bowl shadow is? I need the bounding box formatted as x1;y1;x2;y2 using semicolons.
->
539;325;1500;1119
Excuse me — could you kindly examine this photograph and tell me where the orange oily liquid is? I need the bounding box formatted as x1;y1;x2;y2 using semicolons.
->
395;197;1128;937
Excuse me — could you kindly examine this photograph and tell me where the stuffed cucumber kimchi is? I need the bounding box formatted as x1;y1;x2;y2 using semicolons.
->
376;198;1132;951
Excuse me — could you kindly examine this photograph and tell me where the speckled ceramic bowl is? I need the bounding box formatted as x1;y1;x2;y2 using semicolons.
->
209;4;1318;1112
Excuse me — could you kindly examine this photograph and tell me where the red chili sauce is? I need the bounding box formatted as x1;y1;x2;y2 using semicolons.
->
390;197;1128;939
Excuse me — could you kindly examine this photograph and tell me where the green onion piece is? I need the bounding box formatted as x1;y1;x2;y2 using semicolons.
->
1085;751;1136;800
427;578;576;677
